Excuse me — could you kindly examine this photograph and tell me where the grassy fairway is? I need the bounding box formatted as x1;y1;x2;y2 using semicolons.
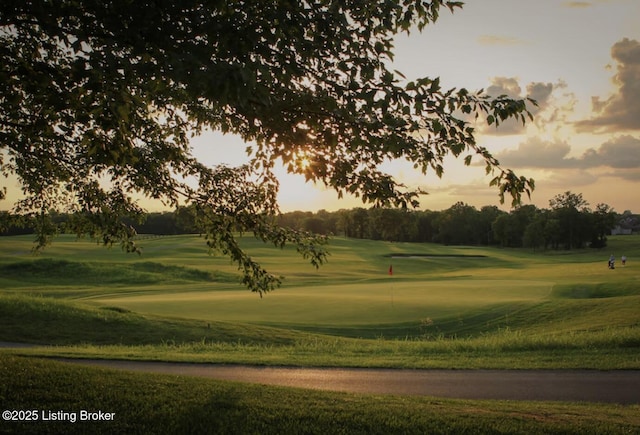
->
89;279;552;328
0;233;638;365
1;234;639;433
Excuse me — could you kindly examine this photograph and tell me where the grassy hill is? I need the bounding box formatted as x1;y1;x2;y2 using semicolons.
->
0;233;638;368
1;234;639;433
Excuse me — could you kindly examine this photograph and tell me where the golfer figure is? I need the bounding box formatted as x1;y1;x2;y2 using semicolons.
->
608;254;615;269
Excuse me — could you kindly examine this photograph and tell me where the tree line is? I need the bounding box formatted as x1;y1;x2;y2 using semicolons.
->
278;191;634;250
2;191;636;251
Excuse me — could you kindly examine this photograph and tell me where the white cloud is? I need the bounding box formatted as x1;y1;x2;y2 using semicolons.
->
580;135;640;168
496;137;575;168
480;78;563;136
575;38;640;132
495;135;640;172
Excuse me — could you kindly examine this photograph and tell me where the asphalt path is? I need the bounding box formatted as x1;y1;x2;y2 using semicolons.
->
3;343;637;403
55;358;640;404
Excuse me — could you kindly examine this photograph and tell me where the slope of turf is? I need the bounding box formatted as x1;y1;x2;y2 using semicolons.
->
0;258;236;289
1;233;638;344
0;293;313;346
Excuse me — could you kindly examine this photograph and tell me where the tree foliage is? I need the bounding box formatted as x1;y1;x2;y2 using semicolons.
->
1;1;535;294
2;192;622;262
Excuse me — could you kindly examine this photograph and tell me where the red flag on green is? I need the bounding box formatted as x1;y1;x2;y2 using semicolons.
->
388;264;393;275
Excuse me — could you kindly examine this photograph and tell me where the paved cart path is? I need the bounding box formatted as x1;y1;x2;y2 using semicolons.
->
3;343;637;403
56;358;640;404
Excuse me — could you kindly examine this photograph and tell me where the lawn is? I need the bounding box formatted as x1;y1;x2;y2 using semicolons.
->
1;233;639;433
3;354;638;435
1;233;637;343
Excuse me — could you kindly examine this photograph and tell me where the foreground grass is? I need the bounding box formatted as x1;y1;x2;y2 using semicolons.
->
7;335;640;370
1;355;638;435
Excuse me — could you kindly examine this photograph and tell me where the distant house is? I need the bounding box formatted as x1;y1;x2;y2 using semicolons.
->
611;226;633;235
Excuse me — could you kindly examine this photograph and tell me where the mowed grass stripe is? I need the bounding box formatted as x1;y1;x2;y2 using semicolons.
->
90;279;553;326
1;234;638;342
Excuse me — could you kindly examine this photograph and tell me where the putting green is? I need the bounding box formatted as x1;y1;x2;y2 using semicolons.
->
90;279;553;325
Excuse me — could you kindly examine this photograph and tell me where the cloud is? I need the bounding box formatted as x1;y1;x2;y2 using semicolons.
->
609;169;640;181
482;77;528;135
495;135;640;171
541;169;600;189
530;81;578;134
486;77;522;99
575;38;640;132
495;137;577;168
527;82;554;104
480;78;557;135
580;135;640;169
526;82;556;119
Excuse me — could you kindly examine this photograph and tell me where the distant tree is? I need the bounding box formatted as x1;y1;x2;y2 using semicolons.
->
315;209;338;235
0;211;32;235
436;202;478;245
415;211;439;243
491;214;513;248
303;217;327;235
549;191;589;211
174;205;199;234
1;1;534;294
478;205;505;245
492;205;537;248
523;213;547;251
350;208;370;240
134;212;178;235
368;208;417;242
278;211;313;231
589;203;616;248
549;191;590;249
543;217;562;250
335;209;354;238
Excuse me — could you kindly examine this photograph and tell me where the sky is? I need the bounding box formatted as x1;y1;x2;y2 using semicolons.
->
192;0;640;214
2;1;638;215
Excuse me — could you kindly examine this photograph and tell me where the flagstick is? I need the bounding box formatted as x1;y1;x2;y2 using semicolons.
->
389;263;394;308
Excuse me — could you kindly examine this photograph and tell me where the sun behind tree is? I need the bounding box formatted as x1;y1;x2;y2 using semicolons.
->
0;1;534;294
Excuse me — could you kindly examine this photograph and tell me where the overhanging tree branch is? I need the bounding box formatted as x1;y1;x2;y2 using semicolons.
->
1;0;534;294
